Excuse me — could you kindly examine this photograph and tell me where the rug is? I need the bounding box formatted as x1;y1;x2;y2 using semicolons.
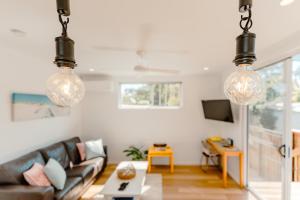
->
81;174;163;200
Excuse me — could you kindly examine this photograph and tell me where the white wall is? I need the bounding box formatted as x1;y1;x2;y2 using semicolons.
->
0;47;83;164
81;74;243;166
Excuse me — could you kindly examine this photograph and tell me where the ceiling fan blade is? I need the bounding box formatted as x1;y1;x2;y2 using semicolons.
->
134;65;148;72
134;65;180;74
147;67;180;74
79;73;112;81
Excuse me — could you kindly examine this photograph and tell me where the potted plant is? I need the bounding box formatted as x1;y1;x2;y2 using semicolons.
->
123;146;148;161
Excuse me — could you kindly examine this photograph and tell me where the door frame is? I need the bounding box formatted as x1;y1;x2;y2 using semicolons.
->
282;58;293;200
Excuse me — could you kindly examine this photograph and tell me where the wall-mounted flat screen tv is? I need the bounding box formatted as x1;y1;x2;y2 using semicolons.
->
201;99;234;123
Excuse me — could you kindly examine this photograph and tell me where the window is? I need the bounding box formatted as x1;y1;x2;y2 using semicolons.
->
119;82;182;109
248;62;285;132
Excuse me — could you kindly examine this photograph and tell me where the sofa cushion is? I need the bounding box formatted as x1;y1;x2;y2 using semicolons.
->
54;177;83;200
66;165;94;184
63;137;81;165
44;159;67;190
40;142;70;169
23;163;51;187
85;139;106;160
0;151;45;185
76;143;86;161
79;157;105;176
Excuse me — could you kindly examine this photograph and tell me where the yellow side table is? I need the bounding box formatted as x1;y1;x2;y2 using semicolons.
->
147;146;174;173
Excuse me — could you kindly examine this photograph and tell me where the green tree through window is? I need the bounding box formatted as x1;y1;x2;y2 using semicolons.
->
120;83;182;108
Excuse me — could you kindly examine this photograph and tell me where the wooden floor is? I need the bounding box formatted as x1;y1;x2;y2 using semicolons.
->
88;164;257;200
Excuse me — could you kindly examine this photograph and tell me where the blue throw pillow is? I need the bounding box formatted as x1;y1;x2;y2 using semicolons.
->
44;158;66;190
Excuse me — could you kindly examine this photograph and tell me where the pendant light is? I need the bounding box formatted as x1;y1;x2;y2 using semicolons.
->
46;0;85;107
224;0;263;105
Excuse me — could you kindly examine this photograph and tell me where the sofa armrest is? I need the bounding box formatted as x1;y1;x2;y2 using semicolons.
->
99;145;108;175
103;145;108;156
0;185;54;200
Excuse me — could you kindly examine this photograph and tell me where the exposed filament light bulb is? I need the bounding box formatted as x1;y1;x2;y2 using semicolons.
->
224;65;263;105
46;67;85;107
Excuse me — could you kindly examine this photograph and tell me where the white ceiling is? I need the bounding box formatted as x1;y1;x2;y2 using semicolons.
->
1;0;300;76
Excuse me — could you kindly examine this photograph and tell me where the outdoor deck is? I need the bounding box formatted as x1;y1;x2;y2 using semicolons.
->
249;182;300;200
248;127;300;199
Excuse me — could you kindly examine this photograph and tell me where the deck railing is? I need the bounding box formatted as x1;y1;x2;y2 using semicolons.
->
293;130;300;181
248;126;282;181
249;126;300;182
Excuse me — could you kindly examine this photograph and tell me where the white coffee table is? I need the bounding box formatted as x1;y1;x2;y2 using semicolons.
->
102;161;148;200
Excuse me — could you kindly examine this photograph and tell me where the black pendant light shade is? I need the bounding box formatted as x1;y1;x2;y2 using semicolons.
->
234;32;256;66
54;36;76;68
56;0;70;16
233;0;256;66
54;0;76;69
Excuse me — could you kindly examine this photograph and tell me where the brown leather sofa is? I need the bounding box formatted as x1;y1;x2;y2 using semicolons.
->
0;137;107;200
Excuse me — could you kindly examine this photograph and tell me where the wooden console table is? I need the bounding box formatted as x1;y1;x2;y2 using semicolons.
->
147;146;174;173
207;139;244;188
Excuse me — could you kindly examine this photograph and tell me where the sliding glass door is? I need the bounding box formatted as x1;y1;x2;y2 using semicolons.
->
248;61;287;200
247;56;300;200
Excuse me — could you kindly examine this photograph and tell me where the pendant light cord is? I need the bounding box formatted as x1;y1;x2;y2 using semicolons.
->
239;8;253;32
58;13;69;37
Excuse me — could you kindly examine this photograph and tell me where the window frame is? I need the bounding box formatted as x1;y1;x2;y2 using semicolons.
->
118;82;183;109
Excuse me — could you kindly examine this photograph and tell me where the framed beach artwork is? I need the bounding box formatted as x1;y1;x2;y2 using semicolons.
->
11;93;70;121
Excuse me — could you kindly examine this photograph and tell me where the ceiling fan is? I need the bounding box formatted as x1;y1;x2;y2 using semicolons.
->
93;24;182;75
133;51;180;75
93;23;188;55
